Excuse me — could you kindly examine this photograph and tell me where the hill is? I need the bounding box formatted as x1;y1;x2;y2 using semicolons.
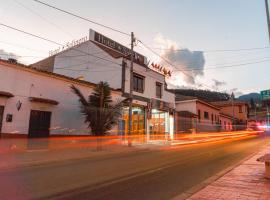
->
238;93;261;102
172;89;230;102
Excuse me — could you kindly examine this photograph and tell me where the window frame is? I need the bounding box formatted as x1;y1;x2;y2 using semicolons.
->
133;73;145;93
156;82;163;98
204;111;209;119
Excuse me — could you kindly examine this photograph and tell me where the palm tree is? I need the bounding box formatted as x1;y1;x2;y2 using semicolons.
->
71;82;126;150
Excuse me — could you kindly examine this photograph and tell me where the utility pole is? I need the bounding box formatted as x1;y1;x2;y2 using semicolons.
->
128;32;135;147
231;92;235;131
265;0;270;42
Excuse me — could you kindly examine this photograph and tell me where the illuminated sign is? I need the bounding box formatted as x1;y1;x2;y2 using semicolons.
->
92;31;146;65
261;90;270;100
150;63;172;77
49;36;88;56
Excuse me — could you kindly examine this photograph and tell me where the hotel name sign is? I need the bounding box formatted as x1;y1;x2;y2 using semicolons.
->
93;31;145;65
49;36;88;56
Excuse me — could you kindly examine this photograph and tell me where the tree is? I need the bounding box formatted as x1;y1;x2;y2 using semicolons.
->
71;82;126;150
250;98;256;110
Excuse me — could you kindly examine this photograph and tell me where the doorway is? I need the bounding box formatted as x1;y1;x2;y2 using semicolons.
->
28;110;51;138
0;106;4;135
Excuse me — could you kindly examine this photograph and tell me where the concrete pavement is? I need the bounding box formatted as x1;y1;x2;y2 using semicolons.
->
185;142;270;200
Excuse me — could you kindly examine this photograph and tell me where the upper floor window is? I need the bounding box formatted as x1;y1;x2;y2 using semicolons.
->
239;105;243;113
133;73;144;93
204;111;209;119
198;109;201;122
156;82;162;98
211;114;214;124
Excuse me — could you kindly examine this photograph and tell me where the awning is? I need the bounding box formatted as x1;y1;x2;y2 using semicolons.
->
0;91;14;98
29;97;59;105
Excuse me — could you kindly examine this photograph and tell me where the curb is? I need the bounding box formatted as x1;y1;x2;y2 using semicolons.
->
171;142;270;200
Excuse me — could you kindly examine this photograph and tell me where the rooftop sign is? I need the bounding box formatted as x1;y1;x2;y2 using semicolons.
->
89;29;146;65
49;36;88;57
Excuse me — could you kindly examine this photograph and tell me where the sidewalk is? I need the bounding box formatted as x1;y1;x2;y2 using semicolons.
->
186;144;270;200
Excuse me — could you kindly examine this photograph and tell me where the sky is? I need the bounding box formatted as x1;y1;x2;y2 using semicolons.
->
0;0;269;96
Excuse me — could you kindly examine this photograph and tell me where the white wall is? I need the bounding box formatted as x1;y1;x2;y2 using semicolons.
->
125;61;175;105
53;41;123;90
0;62;122;136
175;100;197;114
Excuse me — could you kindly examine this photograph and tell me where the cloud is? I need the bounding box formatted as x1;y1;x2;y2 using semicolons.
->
212;79;226;90
0;49;19;60
153;34;205;86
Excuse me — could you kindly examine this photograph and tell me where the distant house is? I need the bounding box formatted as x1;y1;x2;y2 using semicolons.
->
211;100;248;130
175;95;233;133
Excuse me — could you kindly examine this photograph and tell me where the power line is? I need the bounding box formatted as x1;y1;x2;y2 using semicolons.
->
32;0;130;36
175;59;270;72
0;22;62;46
143;46;270;53
13;0;74;39
0;40;47;53
0;22;123;67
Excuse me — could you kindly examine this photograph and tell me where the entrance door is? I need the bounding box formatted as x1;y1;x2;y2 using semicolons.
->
28;110;51;138
0;106;4;134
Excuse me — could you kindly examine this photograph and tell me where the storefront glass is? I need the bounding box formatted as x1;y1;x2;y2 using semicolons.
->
121;106;146;135
149;109;169;139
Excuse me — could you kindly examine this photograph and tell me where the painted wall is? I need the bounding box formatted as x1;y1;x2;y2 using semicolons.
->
219;105;248;123
52;41;123;90
219;116;233;131
196;101;220;132
0;62;122;136
124;61;175;106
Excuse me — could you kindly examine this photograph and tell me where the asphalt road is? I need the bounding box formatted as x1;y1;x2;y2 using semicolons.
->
1;133;270;200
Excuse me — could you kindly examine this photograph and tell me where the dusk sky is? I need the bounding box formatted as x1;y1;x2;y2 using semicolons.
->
0;0;269;96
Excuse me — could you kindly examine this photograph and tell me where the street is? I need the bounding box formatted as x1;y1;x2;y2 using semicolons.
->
0;133;269;200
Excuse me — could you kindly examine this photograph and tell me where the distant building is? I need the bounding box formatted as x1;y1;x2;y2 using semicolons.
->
175;95;233;133
211;100;248;130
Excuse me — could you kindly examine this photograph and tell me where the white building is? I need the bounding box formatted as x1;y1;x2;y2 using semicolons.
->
0;59;123;137
175;95;233;133
3;29;175;139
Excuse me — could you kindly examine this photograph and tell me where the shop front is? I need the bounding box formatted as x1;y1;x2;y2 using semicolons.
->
121;105;146;136
148;99;174;140
119;99;174;141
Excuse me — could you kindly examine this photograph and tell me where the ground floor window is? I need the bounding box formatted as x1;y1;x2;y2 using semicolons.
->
121;106;145;135
149;109;170;139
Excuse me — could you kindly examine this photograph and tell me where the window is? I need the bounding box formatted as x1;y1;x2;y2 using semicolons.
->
204;111;209;119
156;82;162;98
133;73;144;93
211;114;214;124
239;105;243;113
198;109;201;122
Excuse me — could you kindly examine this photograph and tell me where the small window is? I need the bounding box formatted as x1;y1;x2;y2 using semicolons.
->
211;114;214;124
156;82;162;98
239;105;243;113
133;73;144;93
204;111;209;119
198;109;201;122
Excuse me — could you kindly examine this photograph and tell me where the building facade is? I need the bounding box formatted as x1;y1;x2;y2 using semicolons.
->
211;100;248;130
175;96;233;133
31;29;175;139
0;59;124;137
